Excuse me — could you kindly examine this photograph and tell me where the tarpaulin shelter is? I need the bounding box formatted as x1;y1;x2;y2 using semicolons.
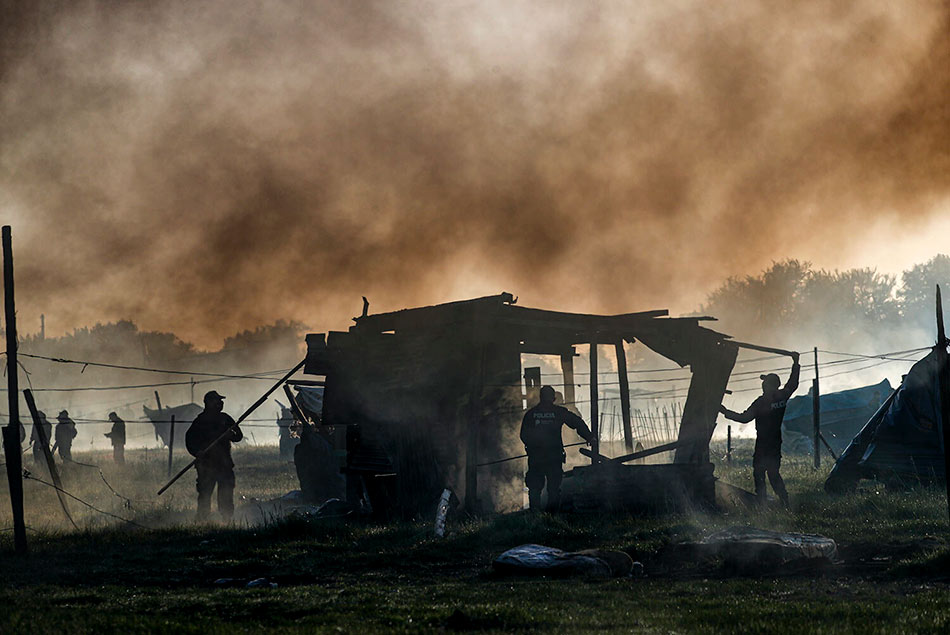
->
303;293;754;516
144;402;202;448
783;379;892;454
825;350;945;491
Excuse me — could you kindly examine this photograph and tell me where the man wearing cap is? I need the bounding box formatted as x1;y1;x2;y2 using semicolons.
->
185;390;243;521
55;410;78;462
520;385;594;512
720;353;800;508
104;412;126;465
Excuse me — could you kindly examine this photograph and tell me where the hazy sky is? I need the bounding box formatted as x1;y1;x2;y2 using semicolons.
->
2;0;947;349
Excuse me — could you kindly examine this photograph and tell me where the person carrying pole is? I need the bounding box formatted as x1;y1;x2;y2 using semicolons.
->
104;412;126;465
719;352;800;508
185;391;242;521
520;385;593;512
54;410;77;462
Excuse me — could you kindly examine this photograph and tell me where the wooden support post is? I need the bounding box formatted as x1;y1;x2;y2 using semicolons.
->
589;341;599;463
727;425;732;463
560;352;576;407
934;285;950;525
465;343;486;514
813;347;820;470
2;225;27;553
615;341;634;452
24;389;77;529
167;415;176;478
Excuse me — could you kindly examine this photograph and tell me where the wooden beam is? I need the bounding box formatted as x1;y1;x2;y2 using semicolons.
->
589;341;599;464
580;439;685;464
615;341;634;452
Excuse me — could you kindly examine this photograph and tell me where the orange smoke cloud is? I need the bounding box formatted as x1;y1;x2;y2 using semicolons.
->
1;0;947;348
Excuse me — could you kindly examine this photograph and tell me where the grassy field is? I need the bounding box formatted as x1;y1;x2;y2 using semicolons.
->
1;445;949;633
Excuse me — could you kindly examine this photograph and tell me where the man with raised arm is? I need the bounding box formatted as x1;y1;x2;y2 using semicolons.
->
520;385;593;512
720;352;801;508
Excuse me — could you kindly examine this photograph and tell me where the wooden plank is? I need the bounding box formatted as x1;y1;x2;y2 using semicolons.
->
580;439;685;464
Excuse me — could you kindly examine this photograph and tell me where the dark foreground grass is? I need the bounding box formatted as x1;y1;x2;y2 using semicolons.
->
2;447;950;633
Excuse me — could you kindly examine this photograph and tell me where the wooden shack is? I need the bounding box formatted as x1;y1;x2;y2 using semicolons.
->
303;293;744;517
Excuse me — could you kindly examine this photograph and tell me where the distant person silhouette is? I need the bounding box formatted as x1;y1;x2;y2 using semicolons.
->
104;412;126;465
55;410;77;462
30;410;52;466
720;353;800;508
520;385;593;512
185;391;242;521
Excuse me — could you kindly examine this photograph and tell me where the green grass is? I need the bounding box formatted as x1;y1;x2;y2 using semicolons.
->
1;447;949;633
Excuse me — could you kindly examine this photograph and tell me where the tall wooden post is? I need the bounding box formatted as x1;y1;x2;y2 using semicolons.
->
813;347;820;469
167;415;176;478
726;425;732;463
615;341;634;452
589;341;599;463
465;342;486;514
934;285;950;525
2;226;27;553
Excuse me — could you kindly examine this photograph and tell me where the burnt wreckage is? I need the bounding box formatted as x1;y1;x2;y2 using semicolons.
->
302;293;763;516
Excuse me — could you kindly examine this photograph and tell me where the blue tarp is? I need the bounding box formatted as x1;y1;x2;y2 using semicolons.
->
784;379;891;421
826;350;945;491
783;379;892;451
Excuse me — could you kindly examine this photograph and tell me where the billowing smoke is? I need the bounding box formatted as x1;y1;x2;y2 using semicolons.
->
1;0;948;348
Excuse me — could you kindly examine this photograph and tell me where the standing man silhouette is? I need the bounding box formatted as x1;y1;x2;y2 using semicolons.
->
720;353;800;508
186;391;242;521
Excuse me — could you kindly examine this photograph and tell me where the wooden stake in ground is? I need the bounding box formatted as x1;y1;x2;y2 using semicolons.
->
23;389;77;530
2;225;27;553
167;415;175;478
158;359;306;495
934;285;950;525
813;347;821;470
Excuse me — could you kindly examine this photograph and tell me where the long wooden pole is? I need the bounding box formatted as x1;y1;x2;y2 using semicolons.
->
158;359;306;495
935;285;950;525
2;226;27;552
589;341;599;463
813;347;820;470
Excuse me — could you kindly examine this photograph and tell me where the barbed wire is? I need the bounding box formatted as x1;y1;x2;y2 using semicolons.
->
22;469;150;529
